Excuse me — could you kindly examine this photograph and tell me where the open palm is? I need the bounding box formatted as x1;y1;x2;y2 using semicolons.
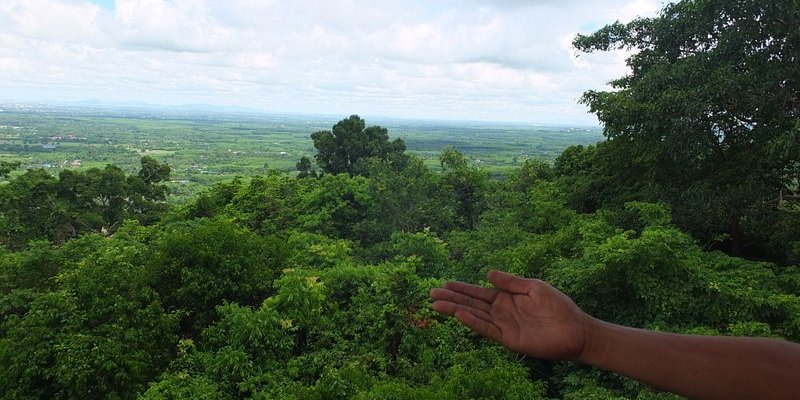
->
430;270;588;360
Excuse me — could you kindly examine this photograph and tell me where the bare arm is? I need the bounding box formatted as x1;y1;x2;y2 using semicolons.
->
430;270;800;400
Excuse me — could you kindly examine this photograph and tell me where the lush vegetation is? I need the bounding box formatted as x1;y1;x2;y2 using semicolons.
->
1;0;798;398
572;0;800;263
0;105;601;202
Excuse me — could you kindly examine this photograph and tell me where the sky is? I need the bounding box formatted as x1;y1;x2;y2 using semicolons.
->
0;0;664;125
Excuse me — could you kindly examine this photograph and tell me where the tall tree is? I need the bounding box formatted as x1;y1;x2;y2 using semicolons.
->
358;156;454;243
127;156;171;224
311;115;407;176
440;147;488;230
574;0;800;260
296;156;317;178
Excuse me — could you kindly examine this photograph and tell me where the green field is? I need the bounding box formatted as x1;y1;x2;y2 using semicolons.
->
0;104;601;200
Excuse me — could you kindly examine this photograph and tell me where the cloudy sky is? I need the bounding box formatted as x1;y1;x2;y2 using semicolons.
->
0;0;663;124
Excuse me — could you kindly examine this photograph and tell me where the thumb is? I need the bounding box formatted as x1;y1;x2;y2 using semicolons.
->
487;270;532;294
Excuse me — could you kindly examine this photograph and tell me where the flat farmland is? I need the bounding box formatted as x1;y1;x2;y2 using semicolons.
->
0;104;602;200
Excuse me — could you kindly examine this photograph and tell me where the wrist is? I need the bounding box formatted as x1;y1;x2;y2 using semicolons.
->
577;313;612;366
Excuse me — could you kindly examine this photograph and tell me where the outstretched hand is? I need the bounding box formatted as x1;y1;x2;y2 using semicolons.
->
430;270;590;360
432;271;800;400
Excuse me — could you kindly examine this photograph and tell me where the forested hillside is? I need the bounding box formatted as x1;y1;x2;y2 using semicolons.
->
1;0;798;399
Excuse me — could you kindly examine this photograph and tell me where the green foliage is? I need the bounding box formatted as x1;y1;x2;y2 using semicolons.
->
2;3;799;397
573;0;800;260
357;156;455;242
509;158;553;192
387;230;451;278
1;231;179;400
140;372;225;400
554;145;593;178
440;147;489;229
297;174;371;240
285;232;354;269
177;178;244;220
311;115;407;176
0;157;170;248
3;148;799;399
223;174;310;234
0;160;20;178
0;107;601;203
295;156;317;179
148;218;286;335
266;269;326;330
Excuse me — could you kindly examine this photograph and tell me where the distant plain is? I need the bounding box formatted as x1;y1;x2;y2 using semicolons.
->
0;103;602;200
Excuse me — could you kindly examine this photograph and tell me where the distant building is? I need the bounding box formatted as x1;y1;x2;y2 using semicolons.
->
42;143;56;151
71;159;82;167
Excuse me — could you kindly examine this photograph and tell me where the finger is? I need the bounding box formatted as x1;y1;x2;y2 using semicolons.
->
432;301;494;324
454;309;502;341
443;281;498;303
429;288;493;313
487;270;531;294
431;300;457;316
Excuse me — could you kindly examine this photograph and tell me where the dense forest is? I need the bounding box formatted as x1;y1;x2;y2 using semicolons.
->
1;0;798;398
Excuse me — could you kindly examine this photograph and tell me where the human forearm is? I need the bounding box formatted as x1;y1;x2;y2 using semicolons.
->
578;316;800;400
430;272;800;398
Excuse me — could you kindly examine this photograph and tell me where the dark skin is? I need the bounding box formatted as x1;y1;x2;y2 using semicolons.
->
430;270;800;400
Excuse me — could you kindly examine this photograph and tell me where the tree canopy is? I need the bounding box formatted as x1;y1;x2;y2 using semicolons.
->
311;115;407;176
3;155;797;399
0;161;20;178
1;0;799;398
573;0;800;261
0;156;171;248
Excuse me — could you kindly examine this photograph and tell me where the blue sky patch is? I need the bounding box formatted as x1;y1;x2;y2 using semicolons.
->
88;0;115;10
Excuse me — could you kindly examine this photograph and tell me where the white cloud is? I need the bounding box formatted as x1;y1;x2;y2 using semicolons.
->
0;0;662;124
